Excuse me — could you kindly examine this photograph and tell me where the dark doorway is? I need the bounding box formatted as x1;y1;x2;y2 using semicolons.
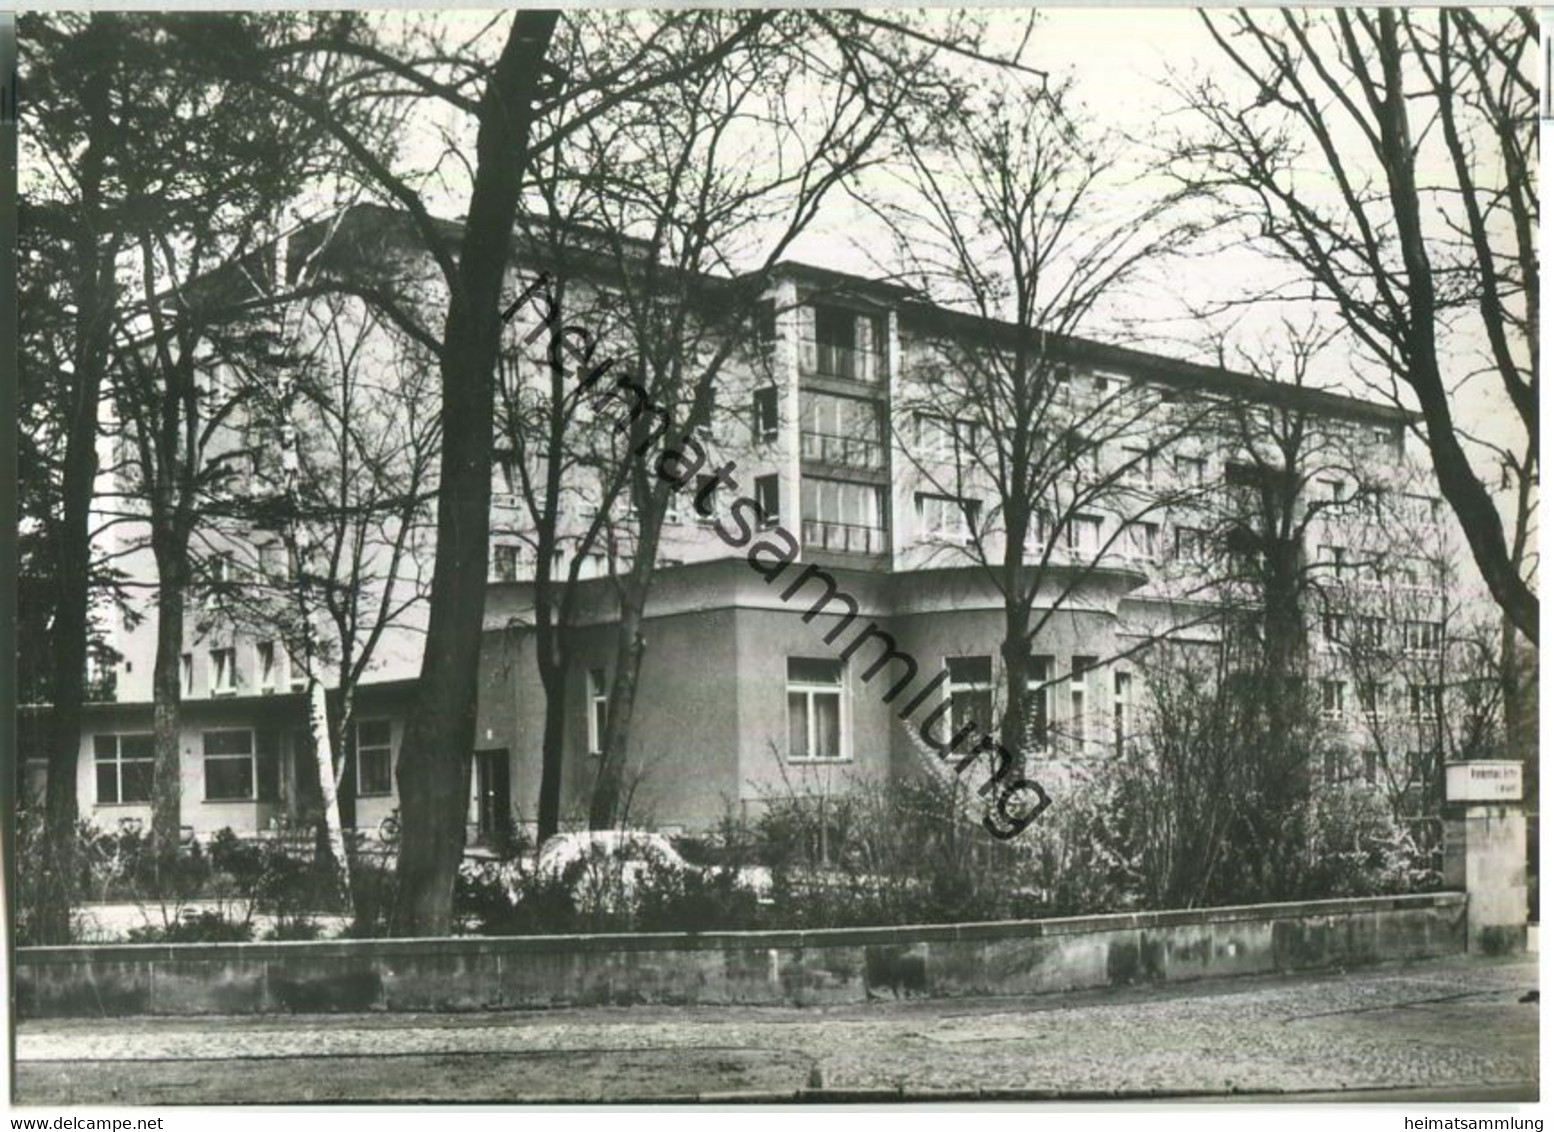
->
473;748;511;842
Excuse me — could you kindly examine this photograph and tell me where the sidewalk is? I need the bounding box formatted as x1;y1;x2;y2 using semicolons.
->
14;955;1538;1104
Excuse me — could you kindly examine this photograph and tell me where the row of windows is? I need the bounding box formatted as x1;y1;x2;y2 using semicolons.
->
179;642;303;697
1320;614;1443;654
1318;678;1445;722
92;722;394;805
778;654;1132;763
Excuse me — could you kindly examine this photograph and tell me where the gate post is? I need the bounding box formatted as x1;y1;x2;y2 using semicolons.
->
1442;760;1527;955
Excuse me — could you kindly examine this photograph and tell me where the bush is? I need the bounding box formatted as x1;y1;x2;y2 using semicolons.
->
127;910;254;944
633;859;762;932
263;918;326;941
455;862;577;935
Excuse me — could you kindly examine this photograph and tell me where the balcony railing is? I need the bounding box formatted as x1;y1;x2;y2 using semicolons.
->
802;518;888;556
800;429;884;469
801;340;882;384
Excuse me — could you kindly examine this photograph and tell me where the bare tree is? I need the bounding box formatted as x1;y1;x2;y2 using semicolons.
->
19;12;126;941
870;79;1207;766
540;10;962;829
1166;9;1537;647
207;286;437;902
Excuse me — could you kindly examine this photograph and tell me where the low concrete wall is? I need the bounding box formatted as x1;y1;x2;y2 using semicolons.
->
16;892;1467;1018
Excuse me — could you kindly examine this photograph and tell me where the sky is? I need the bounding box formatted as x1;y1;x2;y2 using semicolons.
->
386;8;1530;549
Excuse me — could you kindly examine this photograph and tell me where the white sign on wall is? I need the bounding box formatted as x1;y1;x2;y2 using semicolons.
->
1445;761;1523;803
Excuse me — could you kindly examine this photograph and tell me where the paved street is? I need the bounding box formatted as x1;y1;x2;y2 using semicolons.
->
14;955;1538;1105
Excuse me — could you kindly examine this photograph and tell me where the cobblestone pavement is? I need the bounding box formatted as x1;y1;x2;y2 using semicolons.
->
15;956;1538;1104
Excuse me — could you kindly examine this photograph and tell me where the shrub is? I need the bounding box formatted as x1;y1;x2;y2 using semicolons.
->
127;910;254;944
633;859;762;932
263;919;326;942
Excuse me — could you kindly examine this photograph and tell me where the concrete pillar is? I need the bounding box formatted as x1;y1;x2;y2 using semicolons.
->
1442;760;1527;955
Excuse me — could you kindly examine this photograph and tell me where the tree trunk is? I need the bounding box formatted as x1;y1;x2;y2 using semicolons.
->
39;10;119;946
536;654;569;844
589;497;665;830
998;607;1032;771
589;569;650;829
306;675;352;914
391;12;557;936
149;562;186;857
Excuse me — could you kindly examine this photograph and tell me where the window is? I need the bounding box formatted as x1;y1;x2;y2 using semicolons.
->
1065;514;1102;557
1398;556;1432;588
801;391;883;468
1355;615;1385;650
1323;747;1349;784
1122;521;1159;562
802;477;885;554
1404;620;1442;655
203;730;255;801
1174;526;1207;561
493;543;520;582
257;542;288;581
755;298;777;344
180;652;194;695
1070;657;1095;746
754;474;780;528
95;734;153;804
753;386;780;442
210;647;236;695
1408;683;1443;722
1052;368;1073;407
1321;679;1346;720
804;304;884;382
1358;680;1381;717
256;641;277;691
1321;612;1346;646
354;720;394;796
1113;670;1133;754
913;412;978;464
694;474;720;523
697;381;718;438
587;668;608;756
916;492;979;545
1026;655;1053;752
787;658;844;761
1316;544;1346;576
946;656;993;736
1121;446;1154;485
1174;455;1206;487
210;552;235;586
576;551;610;580
1320;479;1344;506
492;446;519;497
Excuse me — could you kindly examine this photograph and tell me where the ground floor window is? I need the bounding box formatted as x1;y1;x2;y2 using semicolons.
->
95;733;154;804
946;656;993;736
1026;655;1053;752
787;657;844;760
354;720;394;796
587;668;608;756
204;730;255;801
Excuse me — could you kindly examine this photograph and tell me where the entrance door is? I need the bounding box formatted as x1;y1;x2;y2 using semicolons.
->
473;749;511;842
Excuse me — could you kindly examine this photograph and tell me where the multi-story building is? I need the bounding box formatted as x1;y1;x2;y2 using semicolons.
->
26;205;1440;843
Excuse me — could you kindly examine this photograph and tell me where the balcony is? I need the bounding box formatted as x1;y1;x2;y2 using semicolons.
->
802;340;882;384
802;518;888;556
800;429;883;470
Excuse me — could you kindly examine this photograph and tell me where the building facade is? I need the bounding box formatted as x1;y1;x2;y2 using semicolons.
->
34;207;1451;843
